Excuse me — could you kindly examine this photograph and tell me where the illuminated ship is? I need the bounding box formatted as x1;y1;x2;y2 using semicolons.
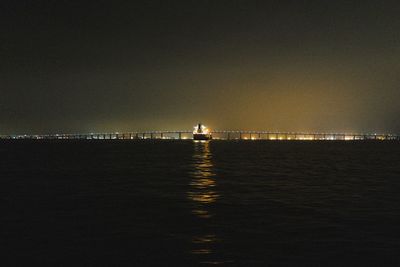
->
193;123;212;140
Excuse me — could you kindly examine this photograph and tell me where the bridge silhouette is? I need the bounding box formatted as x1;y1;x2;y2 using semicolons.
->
1;130;399;141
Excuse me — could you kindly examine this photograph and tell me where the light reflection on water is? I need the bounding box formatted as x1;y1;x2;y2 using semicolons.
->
187;141;225;264
188;141;219;219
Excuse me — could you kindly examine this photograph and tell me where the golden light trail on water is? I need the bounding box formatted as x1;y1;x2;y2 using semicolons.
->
187;141;227;264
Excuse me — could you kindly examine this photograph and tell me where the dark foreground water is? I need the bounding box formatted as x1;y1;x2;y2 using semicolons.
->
1;140;400;266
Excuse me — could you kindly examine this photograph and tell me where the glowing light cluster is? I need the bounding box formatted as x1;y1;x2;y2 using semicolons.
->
193;124;209;134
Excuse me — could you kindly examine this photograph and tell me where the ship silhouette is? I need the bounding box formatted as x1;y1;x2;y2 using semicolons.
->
193;123;212;140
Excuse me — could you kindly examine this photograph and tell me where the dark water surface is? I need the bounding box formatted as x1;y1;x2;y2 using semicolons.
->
1;140;400;266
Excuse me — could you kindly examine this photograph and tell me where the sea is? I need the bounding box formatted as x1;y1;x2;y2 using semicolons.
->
1;140;400;266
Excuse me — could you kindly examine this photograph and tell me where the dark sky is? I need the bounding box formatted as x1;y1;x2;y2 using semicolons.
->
1;0;400;134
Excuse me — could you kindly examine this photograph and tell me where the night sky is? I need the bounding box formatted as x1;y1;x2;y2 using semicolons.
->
1;0;400;134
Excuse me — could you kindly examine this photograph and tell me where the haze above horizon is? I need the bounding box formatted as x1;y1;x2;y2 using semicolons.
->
1;1;400;134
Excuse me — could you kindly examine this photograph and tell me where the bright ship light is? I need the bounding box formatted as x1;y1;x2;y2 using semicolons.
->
193;123;212;141
193;124;209;134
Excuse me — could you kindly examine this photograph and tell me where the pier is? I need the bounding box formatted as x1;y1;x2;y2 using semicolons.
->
0;131;399;141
